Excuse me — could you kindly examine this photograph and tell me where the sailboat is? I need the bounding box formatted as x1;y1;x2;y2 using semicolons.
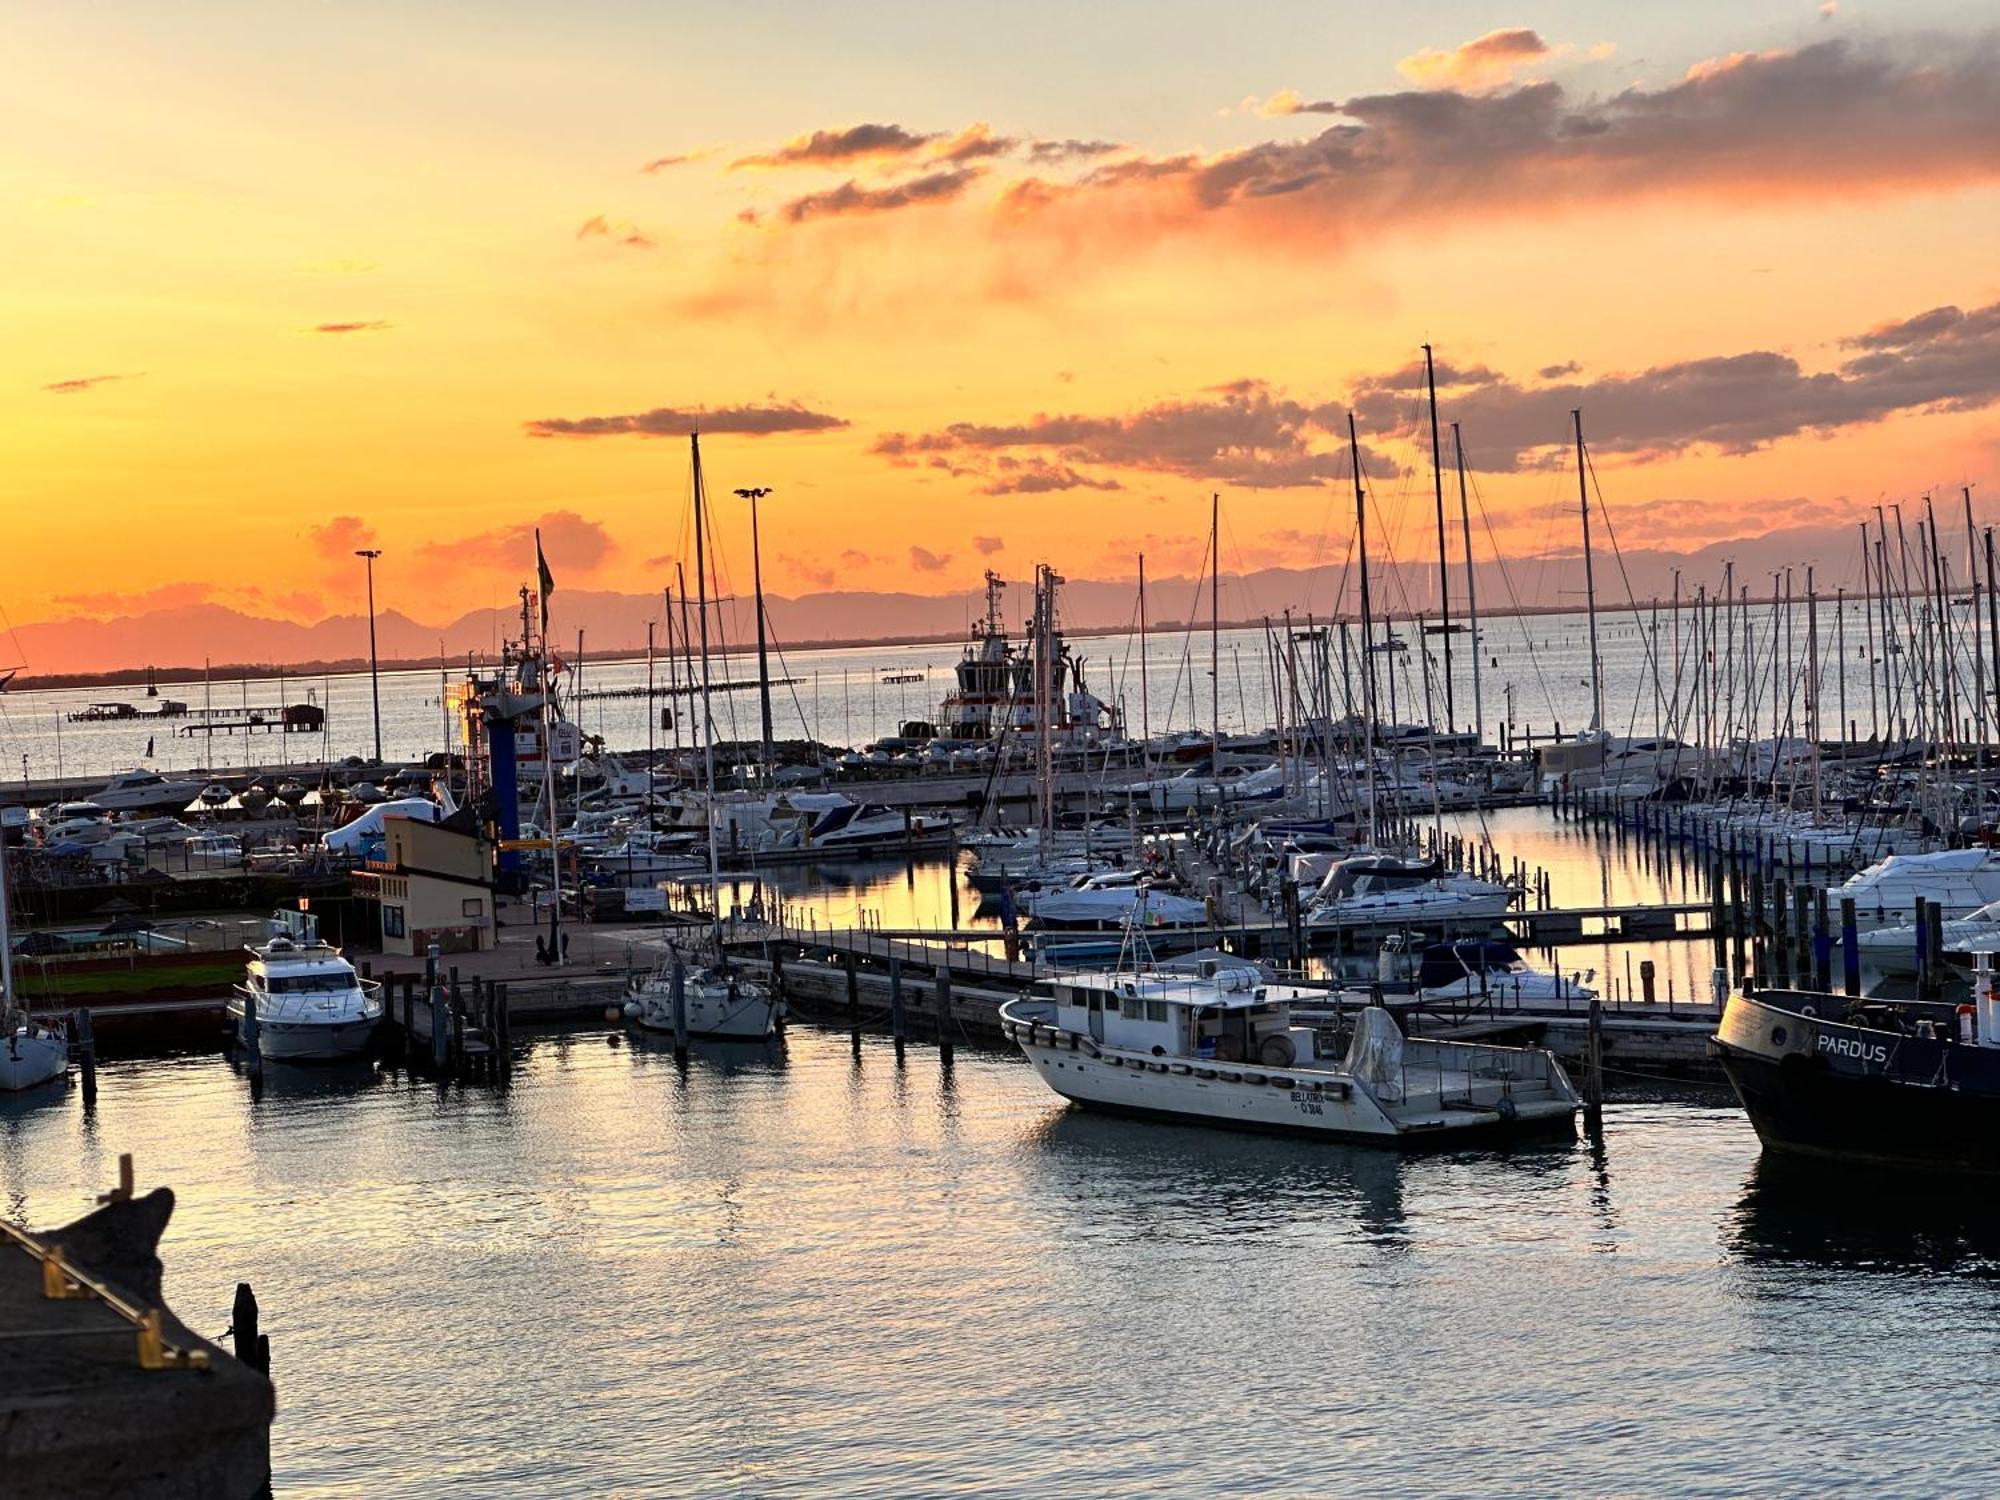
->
0;840;68;1091
626;433;784;1042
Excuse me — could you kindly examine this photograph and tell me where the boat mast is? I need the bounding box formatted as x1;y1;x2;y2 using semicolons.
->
692;433;723;936
1452;422;1482;743
1349;413;1378;848
1209;493;1221;778
1967;487;1987;764
1572;409;1605;733
0;829;15;1021
539;570;561;962
736;486;776;779
1138;552;1150;767
1423;344;1453;730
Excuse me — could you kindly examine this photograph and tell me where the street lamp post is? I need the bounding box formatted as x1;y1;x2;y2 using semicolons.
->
733;487;775;775
356;548;383;763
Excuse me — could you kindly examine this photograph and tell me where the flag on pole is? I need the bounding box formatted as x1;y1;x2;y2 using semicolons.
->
535;528;555;638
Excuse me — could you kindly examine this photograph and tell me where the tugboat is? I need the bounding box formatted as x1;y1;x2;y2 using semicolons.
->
1710;957;2000;1173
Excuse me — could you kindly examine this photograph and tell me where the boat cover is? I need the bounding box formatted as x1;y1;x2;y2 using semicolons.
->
1343;1006;1405;1094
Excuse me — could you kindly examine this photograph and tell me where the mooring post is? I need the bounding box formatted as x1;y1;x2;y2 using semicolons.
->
1840;897;1860;997
1748;869;1766;986
428;943;447;1071
1709;860;1729;973
948;836;961;931
1812;887;1832;992
232;1282;270;1375
1639;959;1656;1007
670;951;689;1064
1928;901;1947;1002
844;949;861;1058
241;984;263;1081
1914;897;1931;1002
75;1008;97;1107
401;977;415;1060
1583;996;1605;1138
449;967;465;1074
934;968;954;1068
889;956;906;1062
1771;877;1791;984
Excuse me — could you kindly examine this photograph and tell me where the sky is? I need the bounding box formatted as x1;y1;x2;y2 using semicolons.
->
4;1;1999;653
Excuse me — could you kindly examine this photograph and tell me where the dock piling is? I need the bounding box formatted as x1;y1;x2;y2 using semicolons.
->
934;969;954;1069
889;957;906;1063
74;1008;97;1107
1840;897;1860;996
670;952;689;1064
1582;997;1604;1138
844;950;861;1058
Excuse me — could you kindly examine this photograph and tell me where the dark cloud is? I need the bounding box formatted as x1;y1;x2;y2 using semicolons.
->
525;402;849;438
1355;298;2000;470
422;510;614;572
1009;38;2000;234
777;167;984;223
908;545;952;572
312;321;391;334
936;123;1019;162
1538;360;1581;379
973;535;1005;555
1026;138;1122;163
734;123;940;169
42;373;134;393
640;150;710;173
978;458;1124;495
874;380;1396;489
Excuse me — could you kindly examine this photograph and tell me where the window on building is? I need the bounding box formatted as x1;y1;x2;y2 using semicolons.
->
462;898;484;919
382;905;406;939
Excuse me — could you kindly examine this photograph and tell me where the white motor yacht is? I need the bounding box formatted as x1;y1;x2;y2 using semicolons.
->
1833;848;2000;931
1855;897;2000;976
1020;875;1209;929
1305;854;1519;930
1000;958;1576;1144
229;910;383;1061
1404;939;1596;1007
90;768;207;813
623;947;783;1040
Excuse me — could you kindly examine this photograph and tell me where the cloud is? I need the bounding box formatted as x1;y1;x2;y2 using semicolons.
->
422;510;615;572
42;373;134;393
1026;138;1122;164
1397;28;1551;91
305;515;379;560
936;123;1019;163
778;553;836;589
1253;89;1341;117
973;535;1005;555
1538;361;1581;379
1353;297;2000;470
776;167;984;224
838;548;871;568
995;38;2000;245
51;581;219;616
733;123;940;170
874;380;1396;489
312;321;390;334
908;545;952;572
978;457;1124;495
576;215;654;249
524;402;849;438
641;149;714;172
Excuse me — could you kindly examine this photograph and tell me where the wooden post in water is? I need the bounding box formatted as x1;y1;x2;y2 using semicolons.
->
428;944;448;1072
1840;897;1861;997
1812;888;1832;992
74;1008;96;1107
1771;877;1791;985
449;967;464;1075
934;969;954;1068
1748;870;1766;986
1927;901;1946;1003
889;956;906;1063
1793;886;1814;983
232;1282;270;1375
1639;959;1656;1006
1914;897;1931;1002
1583;997;1605;1138
844;949;861;1058
1709;861;1729;974
670;951;689;1065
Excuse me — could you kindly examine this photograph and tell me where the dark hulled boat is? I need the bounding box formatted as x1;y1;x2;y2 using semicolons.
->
1711;985;2000;1174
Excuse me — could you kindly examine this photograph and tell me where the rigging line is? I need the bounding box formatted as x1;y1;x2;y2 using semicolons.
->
1580;440;1668;744
1463;456;1563;724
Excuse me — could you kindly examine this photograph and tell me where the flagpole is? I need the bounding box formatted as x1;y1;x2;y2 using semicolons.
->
537;528;562;964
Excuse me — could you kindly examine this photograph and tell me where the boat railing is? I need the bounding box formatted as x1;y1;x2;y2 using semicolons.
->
1400;1036;1567;1099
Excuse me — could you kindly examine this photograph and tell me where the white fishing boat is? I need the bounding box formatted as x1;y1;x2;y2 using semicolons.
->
228;909;383;1062
1000;957;1577;1145
1832;847;2000;931
1304;854;1518;930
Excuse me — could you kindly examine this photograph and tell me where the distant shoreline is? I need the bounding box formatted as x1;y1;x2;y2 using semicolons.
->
4;586;1942;694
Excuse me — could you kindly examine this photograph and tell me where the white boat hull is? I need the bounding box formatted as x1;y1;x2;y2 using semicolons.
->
0;1029;68;1091
1011;1029;1573;1144
630;979;783;1040
1307;890;1518;929
227;1001;379;1062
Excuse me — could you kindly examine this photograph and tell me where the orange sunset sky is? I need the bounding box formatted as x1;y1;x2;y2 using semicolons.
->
5;1;1999;658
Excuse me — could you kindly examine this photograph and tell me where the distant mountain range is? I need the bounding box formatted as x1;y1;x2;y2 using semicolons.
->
3;517;1938;683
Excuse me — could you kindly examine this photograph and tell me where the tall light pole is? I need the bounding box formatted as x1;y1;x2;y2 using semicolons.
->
733;487;775;774
356;548;383;763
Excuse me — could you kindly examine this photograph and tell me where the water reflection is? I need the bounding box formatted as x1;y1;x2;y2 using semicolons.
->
1727;1155;2000;1278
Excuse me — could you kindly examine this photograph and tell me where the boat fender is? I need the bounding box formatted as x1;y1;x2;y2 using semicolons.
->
1196;1068;1217;1079
621;1001;641;1020
1267;1075;1290;1088
1171;1063;1191;1075
1107;1055;1124;1066
1496;1095;1518;1122
1068;1034;1079;1051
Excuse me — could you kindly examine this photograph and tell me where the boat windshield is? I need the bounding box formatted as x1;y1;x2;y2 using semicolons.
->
262;973;356;993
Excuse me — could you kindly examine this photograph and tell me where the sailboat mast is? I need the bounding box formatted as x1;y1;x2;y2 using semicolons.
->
1138;552;1150;762
692;434;722;922
1967;487;1987;760
1209;493;1221;778
1349;413;1378;847
1572;409;1604;732
0;830;15;1014
1423;344;1453;728
1452;421;1482;741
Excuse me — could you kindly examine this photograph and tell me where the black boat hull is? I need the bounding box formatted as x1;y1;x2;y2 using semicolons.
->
1713;989;2000;1175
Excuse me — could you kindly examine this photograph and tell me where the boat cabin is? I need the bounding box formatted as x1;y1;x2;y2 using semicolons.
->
1043;964;1327;1067
1314;855;1445;904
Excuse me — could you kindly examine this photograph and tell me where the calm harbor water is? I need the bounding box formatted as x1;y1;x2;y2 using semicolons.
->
4;1032;1997;1496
